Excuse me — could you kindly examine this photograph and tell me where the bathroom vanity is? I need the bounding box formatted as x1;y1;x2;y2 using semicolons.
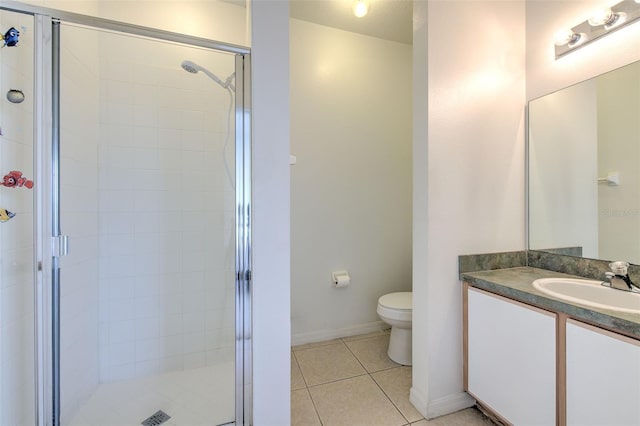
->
461;266;640;426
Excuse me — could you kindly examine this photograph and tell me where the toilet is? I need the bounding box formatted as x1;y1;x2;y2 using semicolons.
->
377;292;412;366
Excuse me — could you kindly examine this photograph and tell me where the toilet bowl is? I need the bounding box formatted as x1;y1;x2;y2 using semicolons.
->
377;292;412;366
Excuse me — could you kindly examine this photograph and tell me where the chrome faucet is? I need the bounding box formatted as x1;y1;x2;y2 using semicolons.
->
603;261;640;293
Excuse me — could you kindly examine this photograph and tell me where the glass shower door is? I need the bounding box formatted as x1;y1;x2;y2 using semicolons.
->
56;22;240;426
0;9;36;426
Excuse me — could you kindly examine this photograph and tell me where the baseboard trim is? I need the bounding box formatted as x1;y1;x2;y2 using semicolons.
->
409;386;428;418
427;392;476;419
291;321;387;346
410;389;476;420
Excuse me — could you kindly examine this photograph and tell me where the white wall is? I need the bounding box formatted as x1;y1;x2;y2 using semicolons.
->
412;0;526;418
95;1;248;47
290;18;412;344
251;1;291;424
21;0;98;15
411;0;429;418
22;0;248;47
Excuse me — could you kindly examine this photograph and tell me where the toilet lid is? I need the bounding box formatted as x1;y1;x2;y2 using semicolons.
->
378;292;412;310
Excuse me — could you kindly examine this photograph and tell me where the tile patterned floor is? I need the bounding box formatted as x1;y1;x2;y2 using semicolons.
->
292;331;495;426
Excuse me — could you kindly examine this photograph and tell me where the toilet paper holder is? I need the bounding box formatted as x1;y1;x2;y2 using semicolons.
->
331;270;350;288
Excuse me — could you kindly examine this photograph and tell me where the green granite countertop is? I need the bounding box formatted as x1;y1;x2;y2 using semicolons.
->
461;266;640;339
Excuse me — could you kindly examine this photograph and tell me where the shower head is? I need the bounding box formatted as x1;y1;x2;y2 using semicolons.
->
181;60;200;74
181;60;234;91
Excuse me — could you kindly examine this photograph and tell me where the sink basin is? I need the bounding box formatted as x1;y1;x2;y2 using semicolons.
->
532;278;640;314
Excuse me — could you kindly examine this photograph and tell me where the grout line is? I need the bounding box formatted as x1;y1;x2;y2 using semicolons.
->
342;334;400;374
292;339;342;352
342;339;370;373
303;386;324;426
292;333;417;426
317;337;409;423
305;371;370;389
293;342;369;388
339;328;391;343
370;366;413;424
291;350;311;389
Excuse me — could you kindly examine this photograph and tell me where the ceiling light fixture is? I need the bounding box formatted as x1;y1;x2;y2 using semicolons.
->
353;0;370;18
555;0;640;59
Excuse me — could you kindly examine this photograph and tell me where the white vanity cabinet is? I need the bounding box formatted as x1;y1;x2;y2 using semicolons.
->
566;319;640;426
466;287;557;425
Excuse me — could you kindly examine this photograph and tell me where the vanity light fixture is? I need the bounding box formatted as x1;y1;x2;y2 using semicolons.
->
353;0;370;18
554;30;584;48
555;0;640;59
587;8;620;27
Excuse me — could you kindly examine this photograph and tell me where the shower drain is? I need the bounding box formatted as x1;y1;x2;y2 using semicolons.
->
141;410;171;426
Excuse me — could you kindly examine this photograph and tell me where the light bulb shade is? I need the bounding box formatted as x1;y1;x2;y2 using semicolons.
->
588;8;614;26
554;29;575;46
353;0;369;18
554;30;585;47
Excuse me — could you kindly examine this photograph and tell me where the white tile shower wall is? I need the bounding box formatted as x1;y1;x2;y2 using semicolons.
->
0;11;36;426
96;35;236;382
59;24;101;421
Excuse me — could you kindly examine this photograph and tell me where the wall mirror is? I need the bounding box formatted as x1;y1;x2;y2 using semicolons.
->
528;60;640;264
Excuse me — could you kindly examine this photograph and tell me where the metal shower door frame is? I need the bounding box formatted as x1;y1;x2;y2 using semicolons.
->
0;3;252;425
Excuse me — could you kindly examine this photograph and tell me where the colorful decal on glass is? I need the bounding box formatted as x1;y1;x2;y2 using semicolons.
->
1;171;33;188
2;27;19;47
0;208;15;222
6;89;24;103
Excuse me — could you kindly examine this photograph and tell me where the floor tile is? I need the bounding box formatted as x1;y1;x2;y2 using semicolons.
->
291;388;321;426
309;375;407;426
372;366;423;423
293;338;342;351
295;342;367;386
345;334;400;372
424;407;494;425
291;352;306;390
341;329;390;342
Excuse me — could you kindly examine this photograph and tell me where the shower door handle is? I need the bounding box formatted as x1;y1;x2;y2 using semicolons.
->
52;235;69;258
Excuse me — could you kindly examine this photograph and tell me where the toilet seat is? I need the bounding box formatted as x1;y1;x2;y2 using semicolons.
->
378;292;412;310
377;292;412;322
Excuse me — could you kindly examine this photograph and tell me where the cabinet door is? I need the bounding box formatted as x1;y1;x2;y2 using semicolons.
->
566;319;640;426
467;287;556;425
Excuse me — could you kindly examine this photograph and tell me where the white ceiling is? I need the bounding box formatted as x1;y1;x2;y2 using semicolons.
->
289;0;413;45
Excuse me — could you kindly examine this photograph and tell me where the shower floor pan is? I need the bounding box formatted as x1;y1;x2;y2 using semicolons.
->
67;362;235;426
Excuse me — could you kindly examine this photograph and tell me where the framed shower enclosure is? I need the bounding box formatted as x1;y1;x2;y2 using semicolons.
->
0;3;251;426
